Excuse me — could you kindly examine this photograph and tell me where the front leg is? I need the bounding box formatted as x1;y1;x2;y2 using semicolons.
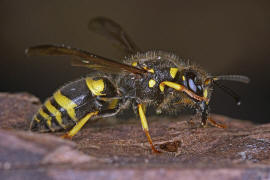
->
208;117;227;128
200;101;227;128
159;81;208;102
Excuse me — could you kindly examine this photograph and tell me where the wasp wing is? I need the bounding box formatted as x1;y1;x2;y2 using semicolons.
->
25;44;146;74
88;16;140;54
70;58;127;74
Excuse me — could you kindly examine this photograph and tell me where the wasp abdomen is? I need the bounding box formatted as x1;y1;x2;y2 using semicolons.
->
30;76;119;132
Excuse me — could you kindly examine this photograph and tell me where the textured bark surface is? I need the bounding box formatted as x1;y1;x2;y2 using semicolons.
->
0;93;270;180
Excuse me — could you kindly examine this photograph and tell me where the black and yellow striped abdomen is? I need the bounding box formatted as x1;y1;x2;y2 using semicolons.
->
30;76;119;132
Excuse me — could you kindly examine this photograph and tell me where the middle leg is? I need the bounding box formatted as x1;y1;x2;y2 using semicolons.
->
138;104;160;153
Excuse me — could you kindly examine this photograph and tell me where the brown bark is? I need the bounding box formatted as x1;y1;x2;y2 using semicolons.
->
0;93;269;180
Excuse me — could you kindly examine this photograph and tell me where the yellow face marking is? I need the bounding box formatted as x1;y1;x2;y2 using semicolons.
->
132;62;137;66
45;100;66;129
205;79;211;85
138;104;149;131
148;79;156;88
39;109;52;129
182;76;186;81
63;111;98;138
108;99;119;109
170;68;178;78
54;90;78;121
203;89;208;98
85;77;105;96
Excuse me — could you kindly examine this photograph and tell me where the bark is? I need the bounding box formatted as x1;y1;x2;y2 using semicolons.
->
0;93;269;180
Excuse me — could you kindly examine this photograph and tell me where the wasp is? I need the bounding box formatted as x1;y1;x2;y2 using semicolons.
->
26;17;249;153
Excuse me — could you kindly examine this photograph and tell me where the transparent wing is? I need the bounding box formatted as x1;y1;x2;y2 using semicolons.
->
25;44;146;74
88;16;140;54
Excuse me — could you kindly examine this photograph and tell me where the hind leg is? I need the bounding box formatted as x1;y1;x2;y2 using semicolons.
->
61;111;98;138
62;106;121;139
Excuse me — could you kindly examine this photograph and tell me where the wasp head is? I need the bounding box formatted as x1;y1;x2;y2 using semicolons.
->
174;69;212;104
177;69;212;124
174;69;250;126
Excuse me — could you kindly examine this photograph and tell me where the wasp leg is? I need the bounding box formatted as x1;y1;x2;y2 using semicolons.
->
61;106;121;139
159;81;208;102
208;117;227;129
62;111;98;139
201;119;207;127
138;104;161;153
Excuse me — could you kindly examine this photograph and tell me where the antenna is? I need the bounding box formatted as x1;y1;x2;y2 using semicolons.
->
213;81;242;106
213;75;250;84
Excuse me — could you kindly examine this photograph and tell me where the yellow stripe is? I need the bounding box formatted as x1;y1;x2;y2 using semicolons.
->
39;109;53;130
85;77;105;96
39;108;50;120
54;90;78;121
170;68;178;78
45;100;66;129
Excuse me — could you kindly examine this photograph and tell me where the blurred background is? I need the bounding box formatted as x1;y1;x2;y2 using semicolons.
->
0;1;269;123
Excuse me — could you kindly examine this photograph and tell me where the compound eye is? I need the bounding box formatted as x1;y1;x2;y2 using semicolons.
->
197;85;202;91
188;79;197;93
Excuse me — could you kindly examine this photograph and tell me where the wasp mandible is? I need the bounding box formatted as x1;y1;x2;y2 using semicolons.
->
26;17;249;153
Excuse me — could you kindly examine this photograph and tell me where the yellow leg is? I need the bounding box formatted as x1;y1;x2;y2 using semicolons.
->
138;104;160;153
208;117;227;129
62;111;98;139
159;81;208;102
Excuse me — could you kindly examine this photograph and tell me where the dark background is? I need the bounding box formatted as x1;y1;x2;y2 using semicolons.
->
0;1;269;123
